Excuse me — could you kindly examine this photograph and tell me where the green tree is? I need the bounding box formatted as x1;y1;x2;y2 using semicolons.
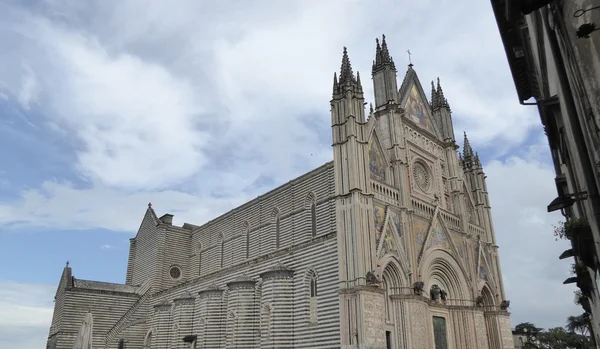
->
514;322;594;349
566;313;591;337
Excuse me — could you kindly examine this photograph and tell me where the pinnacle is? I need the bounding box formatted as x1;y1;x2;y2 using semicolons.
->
332;72;338;94
463;132;473;159
437;77;450;108
339;47;355;85
431;80;439;110
334;47;361;96
372;35;395;73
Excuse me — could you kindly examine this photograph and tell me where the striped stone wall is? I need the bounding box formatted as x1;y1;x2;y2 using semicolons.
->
148;232;339;348
188;162;335;285
53;288;139;349
129;209;162;287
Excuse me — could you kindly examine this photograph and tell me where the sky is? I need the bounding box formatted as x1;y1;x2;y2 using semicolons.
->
0;0;581;348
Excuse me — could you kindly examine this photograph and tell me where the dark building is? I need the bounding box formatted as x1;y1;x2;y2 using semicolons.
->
490;0;600;345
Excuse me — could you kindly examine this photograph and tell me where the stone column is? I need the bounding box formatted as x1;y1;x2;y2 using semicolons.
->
259;262;295;349
448;307;479;349
153;301;172;349
173;291;196;349
226;275;258;349
340;286;387;349
197;284;225;349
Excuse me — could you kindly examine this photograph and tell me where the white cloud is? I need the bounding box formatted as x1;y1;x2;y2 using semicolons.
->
0;180;252;232
0;0;583;341
485;150;581;328
17;65;39;110
100;244;114;249
0;281;55;349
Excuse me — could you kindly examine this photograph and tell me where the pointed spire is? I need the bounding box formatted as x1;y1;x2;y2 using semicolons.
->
372;35;395;73
431;80;439;110
474;152;481;167
381;35;392;64
437;77;450;109
463;132;473;159
339;47;355;85
356;71;363;91
332;72;338;95
374;38;382;67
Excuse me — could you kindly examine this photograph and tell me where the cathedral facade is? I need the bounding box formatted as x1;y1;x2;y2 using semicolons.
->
47;37;514;349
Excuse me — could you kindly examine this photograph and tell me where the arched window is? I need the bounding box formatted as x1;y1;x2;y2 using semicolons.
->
219;234;225;268
244;222;250;259
275;216;281;249
118;339;125;349
197;243;203;276
309;273;318;324
311;202;317;237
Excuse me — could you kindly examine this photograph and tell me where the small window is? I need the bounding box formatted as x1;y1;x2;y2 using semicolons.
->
220;241;225;268
309;276;318;324
246;229;250;259
197;244;202;276
118;339;125;349
311;202;317;237
169;266;181;280
275;216;281;249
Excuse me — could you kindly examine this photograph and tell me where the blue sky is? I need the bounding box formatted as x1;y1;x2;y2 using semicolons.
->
0;0;580;348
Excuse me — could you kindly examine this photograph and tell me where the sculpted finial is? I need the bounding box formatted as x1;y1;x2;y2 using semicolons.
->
66;261;70;267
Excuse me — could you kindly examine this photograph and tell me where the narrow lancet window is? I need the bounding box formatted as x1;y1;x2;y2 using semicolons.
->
246;230;250;259
311;202;317;237
275;216;281;249
220;241;224;268
118;339;125;349
309;276;318;324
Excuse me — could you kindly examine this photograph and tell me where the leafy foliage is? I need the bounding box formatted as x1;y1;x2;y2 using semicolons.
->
514;317;594;349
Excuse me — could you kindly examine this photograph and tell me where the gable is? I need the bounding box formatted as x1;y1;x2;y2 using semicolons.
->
425;218;455;256
476;244;495;284
368;133;388;183
378;209;404;256
398;68;441;139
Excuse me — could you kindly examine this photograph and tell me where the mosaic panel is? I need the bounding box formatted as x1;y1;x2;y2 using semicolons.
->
369;140;386;182
427;222;453;254
374;204;386;245
452;236;465;259
478;266;489;282
404;85;433;132
389;209;402;236
414;218;429;246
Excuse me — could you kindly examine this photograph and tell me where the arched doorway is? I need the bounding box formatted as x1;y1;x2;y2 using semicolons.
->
381;258;408;349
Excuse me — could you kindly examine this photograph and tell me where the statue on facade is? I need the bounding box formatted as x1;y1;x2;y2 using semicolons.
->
430;284;441;301
475;295;484;307
440;289;448;301
72;312;93;349
366;271;379;286
500;300;510;310
413;281;425;295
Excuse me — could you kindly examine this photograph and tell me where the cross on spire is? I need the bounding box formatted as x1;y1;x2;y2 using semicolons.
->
407;49;413;67
66;261;70;267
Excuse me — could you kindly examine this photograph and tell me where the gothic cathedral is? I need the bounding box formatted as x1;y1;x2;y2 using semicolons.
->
46;36;513;349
